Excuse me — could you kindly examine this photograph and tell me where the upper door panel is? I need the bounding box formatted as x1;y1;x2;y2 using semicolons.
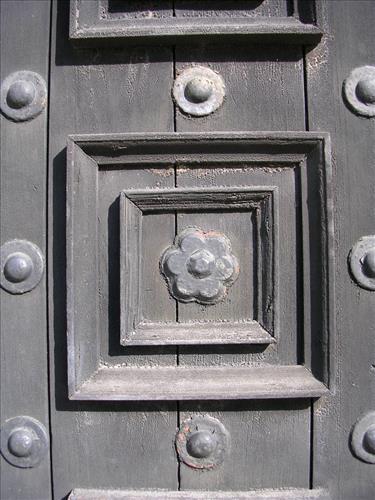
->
69;0;322;46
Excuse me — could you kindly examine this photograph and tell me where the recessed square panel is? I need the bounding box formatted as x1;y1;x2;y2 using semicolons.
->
120;187;278;346
66;132;332;401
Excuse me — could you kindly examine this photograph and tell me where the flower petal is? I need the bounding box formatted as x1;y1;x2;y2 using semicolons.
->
198;279;222;302
163;250;187;276
215;255;237;281
175;275;198;299
179;229;205;253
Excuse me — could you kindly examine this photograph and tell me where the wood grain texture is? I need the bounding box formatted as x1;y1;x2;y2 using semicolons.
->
69;487;331;499
0;1;52;499
175;44;306;132
174;40;310;492
48;1;177;497
306;2;375;500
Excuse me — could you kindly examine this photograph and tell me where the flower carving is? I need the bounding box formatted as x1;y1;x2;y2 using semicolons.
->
161;228;239;305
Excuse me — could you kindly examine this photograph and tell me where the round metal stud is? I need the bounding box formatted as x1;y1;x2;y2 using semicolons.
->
6;80;36;109
1;416;48;468
348;235;375;291
173;66;225;117
1;240;44;294
363;426;375;454
3;252;33;283
8;428;35;458
186;430;218;459
185;77;214;104
1;70;47;122
176;415;229;469
343;66;375;117
350;412;375;464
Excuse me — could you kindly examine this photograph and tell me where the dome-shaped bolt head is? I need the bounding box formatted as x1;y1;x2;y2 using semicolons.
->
6;80;36;109
8;429;34;458
343;66;375;117
1;70;47;121
349;236;375;291
186;430;217;459
1;240;44;294
362;248;375;278
176;415;229;469
185;77;213;104
3;252;33;283
356;77;375;105
173;66;225;116
363;425;375;454
350;412;375;463
187;249;215;278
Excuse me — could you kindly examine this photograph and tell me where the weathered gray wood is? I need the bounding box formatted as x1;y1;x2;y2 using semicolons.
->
174;0;289;18
97;165;176;366
66;142;100;392
174;41;311;492
48;1;177;497
0;1;52;499
70;0;322;46
175;44;306;133
126;321;274;346
66;133;331;408
69;487;331;499
306;2;375;499
74;365;327;401
118;186;275;346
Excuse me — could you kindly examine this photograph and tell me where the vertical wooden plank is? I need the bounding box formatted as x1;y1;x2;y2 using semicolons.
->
175;44;305;133
140;213;176;325
175;44;310;490
48;1;177;497
0;1;52;499
178;401;310;491
306;2;375;499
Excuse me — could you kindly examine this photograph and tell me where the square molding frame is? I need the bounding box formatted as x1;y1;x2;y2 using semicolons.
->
69;0;322;47
66;132;333;401
120;187;277;347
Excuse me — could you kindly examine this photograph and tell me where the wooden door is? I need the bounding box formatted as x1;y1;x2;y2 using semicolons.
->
1;1;374;499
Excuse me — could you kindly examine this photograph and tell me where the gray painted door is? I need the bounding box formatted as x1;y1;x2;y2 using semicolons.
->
1;1;374;499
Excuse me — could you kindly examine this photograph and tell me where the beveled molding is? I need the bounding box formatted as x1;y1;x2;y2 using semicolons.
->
67;132;333;401
69;0;322;47
69;487;331;499
120;187;277;347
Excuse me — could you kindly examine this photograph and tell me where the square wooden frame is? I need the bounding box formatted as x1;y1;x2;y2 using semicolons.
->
120;187;278;346
66;132;333;401
69;0;322;46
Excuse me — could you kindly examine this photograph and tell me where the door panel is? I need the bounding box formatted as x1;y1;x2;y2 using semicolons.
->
1;1;374;499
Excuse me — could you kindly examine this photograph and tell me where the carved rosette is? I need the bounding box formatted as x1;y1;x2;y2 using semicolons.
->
161;228;239;305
